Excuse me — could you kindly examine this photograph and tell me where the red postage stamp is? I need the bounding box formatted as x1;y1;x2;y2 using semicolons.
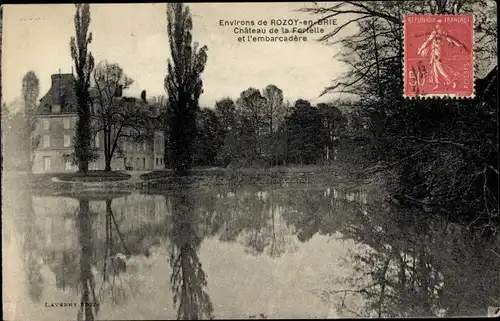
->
404;15;474;98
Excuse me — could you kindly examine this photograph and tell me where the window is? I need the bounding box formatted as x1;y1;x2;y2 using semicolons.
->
160;157;163;165
95;135;100;148
43;135;51;148
156;158;159;166
43;119;50;130
64;135;71;147
65;160;72;170
63;118;71;129
43;156;51;171
143;142;147;152
143;158;146;168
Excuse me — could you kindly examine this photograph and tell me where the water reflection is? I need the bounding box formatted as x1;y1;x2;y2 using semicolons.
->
202;188;299;257
22;189;44;303
309;194;500;318
97;198;131;306
3;181;498;319
167;187;214;319
77;198;99;321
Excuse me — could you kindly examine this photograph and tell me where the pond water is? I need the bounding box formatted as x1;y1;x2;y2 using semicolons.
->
2;182;499;320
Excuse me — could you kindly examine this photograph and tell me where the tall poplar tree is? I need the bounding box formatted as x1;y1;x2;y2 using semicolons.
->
22;71;40;171
165;3;208;174
70;4;95;173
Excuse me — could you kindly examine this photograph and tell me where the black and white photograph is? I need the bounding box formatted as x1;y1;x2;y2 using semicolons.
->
1;2;499;320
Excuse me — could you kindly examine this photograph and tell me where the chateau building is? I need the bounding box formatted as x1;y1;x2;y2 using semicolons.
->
32;72;165;173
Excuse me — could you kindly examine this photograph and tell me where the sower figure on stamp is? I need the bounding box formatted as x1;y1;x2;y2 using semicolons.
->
417;19;468;90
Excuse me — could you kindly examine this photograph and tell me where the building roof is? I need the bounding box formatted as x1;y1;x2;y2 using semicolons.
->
36;73;78;115
35;73;163;131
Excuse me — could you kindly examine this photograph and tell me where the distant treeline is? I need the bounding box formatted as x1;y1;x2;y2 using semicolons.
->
159;87;351;168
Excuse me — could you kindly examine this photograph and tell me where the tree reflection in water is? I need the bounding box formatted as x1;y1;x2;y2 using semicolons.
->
13;183;497;319
98;198;131;305
300;189;500;318
200;187;299;258
71;193;135;320
23;191;45;302
14;186;45;303
76;198;99;321
167;185;214;320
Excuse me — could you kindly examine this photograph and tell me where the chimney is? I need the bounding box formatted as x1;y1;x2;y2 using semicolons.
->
51;74;62;106
117;85;123;97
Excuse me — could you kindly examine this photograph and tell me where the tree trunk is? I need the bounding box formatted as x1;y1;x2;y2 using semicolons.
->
76;106;91;174
79;160;89;174
104;128;111;172
105;157;112;172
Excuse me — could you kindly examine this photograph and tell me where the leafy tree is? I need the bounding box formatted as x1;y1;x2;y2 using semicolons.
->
235;88;267;164
2;101;32;170
90;61;149;171
262;85;285;164
21;71;40;171
262;85;285;133
193;108;224;166
22;71;40;110
214;98;237;166
215;97;236;133
318;103;346;162
149;95;171;168
165;3;208;174
284;99;325;165
70;4;96;173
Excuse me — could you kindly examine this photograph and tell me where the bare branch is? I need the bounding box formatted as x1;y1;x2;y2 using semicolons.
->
401;136;466;149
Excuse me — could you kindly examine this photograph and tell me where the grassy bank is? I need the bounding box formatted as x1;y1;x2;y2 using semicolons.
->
2;170;131;193
139;164;379;192
140;165;342;181
3;163;378;194
55;170;131;182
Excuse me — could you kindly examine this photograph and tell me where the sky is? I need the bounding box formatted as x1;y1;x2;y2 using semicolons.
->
2;3;355;110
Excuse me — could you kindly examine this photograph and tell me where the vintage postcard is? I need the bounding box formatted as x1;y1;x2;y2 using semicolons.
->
1;2;498;320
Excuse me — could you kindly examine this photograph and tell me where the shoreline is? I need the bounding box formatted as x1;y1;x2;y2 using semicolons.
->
3;165;376;195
